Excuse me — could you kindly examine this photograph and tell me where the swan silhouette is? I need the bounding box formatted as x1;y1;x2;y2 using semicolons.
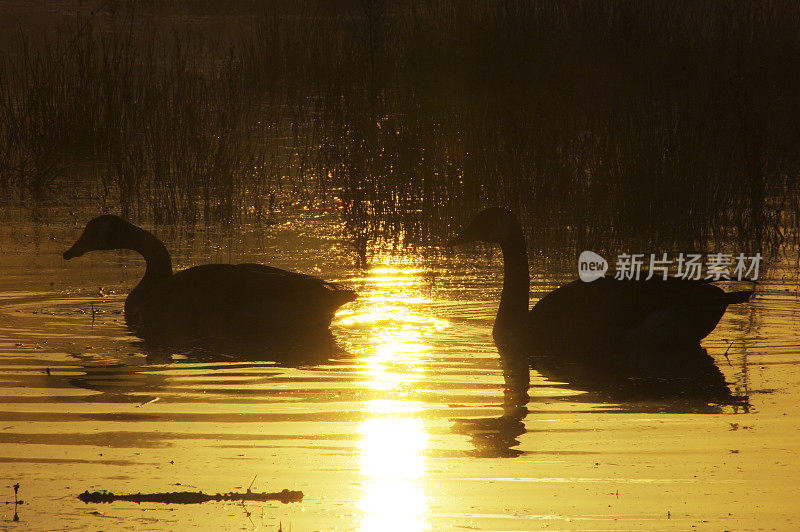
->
63;215;356;344
448;207;753;399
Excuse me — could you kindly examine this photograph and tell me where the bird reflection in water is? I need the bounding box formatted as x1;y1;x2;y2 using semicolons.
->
524;340;749;408
66;327;352;407
137;328;348;366
452;338;749;459
451;345;531;458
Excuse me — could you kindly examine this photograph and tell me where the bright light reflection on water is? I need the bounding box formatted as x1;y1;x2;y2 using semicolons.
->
347;264;447;531
359;414;428;532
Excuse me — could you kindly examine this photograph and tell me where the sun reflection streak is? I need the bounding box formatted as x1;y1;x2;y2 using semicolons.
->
340;262;447;532
358;414;429;532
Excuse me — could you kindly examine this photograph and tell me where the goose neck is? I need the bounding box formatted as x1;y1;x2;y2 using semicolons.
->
497;230;530;325
128;226;173;285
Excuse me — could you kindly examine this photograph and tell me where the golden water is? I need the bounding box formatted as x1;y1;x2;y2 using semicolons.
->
1;218;799;530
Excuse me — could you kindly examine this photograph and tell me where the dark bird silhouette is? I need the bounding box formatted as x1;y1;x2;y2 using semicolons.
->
63;215;356;346
448;207;753;401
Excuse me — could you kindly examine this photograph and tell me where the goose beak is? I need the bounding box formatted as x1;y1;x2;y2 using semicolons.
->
63;231;95;260
63;243;85;260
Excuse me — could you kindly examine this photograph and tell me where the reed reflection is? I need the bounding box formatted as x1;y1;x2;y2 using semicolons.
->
340;265;446;532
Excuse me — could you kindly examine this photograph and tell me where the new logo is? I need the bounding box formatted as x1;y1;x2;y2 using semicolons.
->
578;251;607;282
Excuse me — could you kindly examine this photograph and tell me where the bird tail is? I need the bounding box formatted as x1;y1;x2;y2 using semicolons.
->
724;290;754;304
340;289;358;303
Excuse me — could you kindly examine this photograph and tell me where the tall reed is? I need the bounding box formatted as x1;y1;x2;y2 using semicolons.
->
1;0;798;257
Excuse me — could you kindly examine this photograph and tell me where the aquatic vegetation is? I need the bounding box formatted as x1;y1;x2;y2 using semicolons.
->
1;1;798;257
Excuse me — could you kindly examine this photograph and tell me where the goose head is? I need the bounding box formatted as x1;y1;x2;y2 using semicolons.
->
447;207;521;247
63;215;133;260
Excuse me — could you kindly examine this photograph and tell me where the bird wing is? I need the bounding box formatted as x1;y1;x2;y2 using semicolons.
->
165;263;355;308
129;263;356;338
529;277;733;349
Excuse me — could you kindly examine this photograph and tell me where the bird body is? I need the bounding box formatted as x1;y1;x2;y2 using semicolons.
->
527;276;753;356
64;215;356;344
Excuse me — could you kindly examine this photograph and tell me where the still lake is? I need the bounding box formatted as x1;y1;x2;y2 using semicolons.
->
1;214;799;531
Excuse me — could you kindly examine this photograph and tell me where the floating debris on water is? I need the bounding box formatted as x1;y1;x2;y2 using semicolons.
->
78;488;303;505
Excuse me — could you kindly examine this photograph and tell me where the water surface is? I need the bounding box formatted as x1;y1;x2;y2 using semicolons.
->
1;217;799;530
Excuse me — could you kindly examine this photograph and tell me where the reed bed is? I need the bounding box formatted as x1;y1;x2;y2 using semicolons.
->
1;0;799;257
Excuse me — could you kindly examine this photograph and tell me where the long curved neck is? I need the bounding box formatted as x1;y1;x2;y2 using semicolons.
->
496;224;530;327
125;225;173;285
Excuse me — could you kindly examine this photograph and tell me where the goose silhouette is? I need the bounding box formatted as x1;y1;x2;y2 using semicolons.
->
448;207;753;400
63;215;356;345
